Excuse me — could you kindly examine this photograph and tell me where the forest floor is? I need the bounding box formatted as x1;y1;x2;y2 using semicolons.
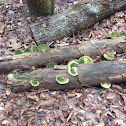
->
0;0;126;126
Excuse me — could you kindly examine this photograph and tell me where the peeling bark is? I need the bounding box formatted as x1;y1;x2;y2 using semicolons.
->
0;36;126;74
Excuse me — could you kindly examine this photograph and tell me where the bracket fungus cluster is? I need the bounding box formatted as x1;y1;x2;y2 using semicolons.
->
14;44;50;55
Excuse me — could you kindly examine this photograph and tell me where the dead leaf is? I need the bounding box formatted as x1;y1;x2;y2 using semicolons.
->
106;92;116;99
58;123;67;126
113;109;126;119
6;88;11;96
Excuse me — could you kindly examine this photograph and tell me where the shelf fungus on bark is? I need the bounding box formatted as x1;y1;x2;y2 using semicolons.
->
56;76;69;84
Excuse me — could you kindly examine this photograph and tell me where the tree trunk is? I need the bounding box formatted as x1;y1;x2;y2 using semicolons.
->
0;36;126;74
26;0;50;17
30;0;126;44
7;61;126;92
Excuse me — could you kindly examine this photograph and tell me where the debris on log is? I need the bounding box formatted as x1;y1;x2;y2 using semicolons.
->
0;36;126;74
7;61;126;92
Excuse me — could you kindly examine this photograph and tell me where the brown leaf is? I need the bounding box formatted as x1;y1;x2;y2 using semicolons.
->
106;92;116;99
6;88;11;96
58;123;67;126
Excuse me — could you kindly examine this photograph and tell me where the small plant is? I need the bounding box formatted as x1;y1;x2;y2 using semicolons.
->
24;48;32;53
14;49;24;55
38;44;50;52
104;50;116;60
30;80;39;86
46;62;57;68
100;82;111;88
110;31;120;39
120;30;126;36
32;45;39;52
56;76;69;84
78;56;93;64
98;88;102;94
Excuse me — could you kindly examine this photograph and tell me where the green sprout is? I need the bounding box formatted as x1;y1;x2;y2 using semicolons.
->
120;30;126;36
14;49;24;55
68;60;79;68
110;31;120;39
56;76;69;84
46;62;57;68
32;45;39;52
100;82;111;88
104;50;116;60
68;67;78;76
30;80;39;87
38;44;50;52
24;48;32;53
98;88;103;94
78;56;93;64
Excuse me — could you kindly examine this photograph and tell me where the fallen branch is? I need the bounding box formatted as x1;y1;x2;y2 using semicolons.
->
30;0;126;44
7;61;126;92
0;36;126;74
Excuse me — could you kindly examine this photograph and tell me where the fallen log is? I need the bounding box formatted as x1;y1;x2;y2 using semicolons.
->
0;36;126;74
7;61;126;92
30;0;126;44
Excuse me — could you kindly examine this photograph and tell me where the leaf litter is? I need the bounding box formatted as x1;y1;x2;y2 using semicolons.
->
0;0;126;126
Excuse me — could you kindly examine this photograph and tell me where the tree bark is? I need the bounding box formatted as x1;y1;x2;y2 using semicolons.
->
30;0;126;44
26;0;51;17
0;36;126;74
7;61;126;92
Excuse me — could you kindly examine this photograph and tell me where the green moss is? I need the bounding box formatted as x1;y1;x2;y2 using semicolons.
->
27;0;51;17
14;73;31;79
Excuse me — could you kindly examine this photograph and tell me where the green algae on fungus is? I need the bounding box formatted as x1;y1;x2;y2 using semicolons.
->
68;67;78;76
104;50;116;60
110;31;120;39
68;60;79;69
38;44;50;52
100;82;111;88
30;80;39;87
14;49;24;55
56;76;69;84
24;48;32;53
78;56;93;64
32;46;39;52
46;62;57;68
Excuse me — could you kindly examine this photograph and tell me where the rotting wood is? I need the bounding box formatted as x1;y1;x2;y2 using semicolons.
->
30;0;126;44
0;36;126;74
7;61;126;92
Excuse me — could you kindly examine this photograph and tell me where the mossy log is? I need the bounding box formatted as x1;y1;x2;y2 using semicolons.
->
26;0;51;17
30;0;126;44
7;61;126;92
0;36;126;74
